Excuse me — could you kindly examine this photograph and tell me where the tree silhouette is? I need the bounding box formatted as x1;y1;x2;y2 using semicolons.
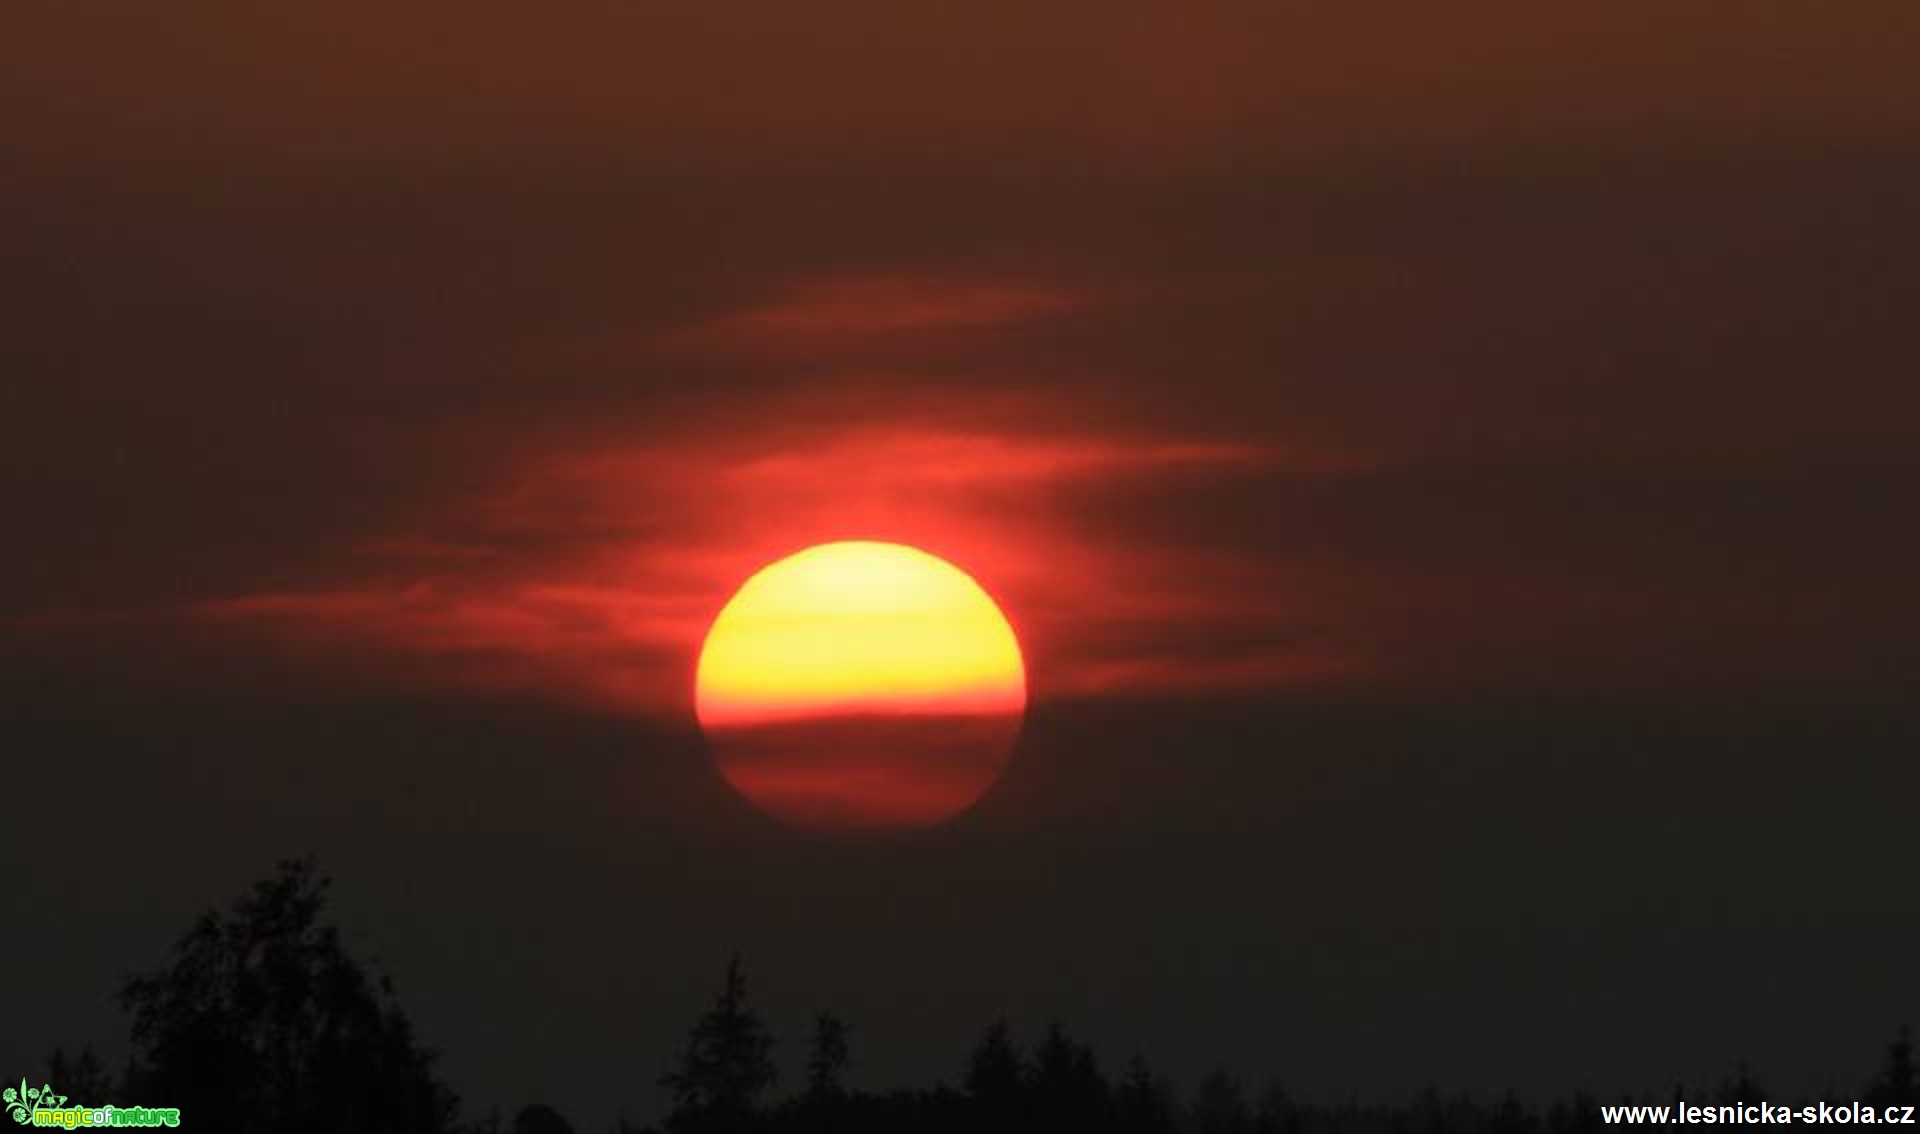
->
1870;1025;1917;1108
1493;1088;1539;1134
1254;1082;1301;1134
512;1102;576;1134
1115;1055;1178;1134
1414;1084;1452;1134
43;1044;112;1103
1714;1060;1764;1105
117;857;456;1134
661;956;778;1133
805;1013;850;1102
1543;1091;1604;1134
1193;1068;1253;1134
57;879;1920;1134
963;1019;1026;1099
962;1017;1030;1128
1033;1019;1109;1131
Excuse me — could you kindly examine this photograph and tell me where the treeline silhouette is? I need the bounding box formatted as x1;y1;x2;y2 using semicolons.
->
37;860;1917;1134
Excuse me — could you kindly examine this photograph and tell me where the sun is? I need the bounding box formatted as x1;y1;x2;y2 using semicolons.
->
696;541;1027;832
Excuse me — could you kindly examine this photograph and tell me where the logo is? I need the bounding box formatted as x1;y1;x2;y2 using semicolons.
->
4;1081;180;1129
4;1084;64;1125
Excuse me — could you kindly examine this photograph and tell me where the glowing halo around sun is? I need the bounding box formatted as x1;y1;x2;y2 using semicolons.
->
695;541;1027;833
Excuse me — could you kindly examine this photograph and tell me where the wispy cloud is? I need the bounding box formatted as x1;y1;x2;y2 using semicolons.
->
181;419;1347;715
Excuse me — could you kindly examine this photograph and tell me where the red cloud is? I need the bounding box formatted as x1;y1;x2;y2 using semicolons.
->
190;423;1354;717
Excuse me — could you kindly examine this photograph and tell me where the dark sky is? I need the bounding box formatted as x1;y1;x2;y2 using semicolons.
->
5;5;1918;1128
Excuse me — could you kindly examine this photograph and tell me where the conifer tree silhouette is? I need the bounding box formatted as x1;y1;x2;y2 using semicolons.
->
1715;1060;1764;1105
1193;1068;1253;1134
804;1013;850;1102
964;1020;1024;1093
1033;1019;1109;1131
1870;1026;1917;1108
661;956;777;1133
963;1019;1031;1130
1493;1088;1538;1134
1115;1055;1179;1134
1255;1082;1301;1134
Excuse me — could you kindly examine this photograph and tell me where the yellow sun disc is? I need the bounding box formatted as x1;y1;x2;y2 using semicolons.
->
695;541;1027;832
